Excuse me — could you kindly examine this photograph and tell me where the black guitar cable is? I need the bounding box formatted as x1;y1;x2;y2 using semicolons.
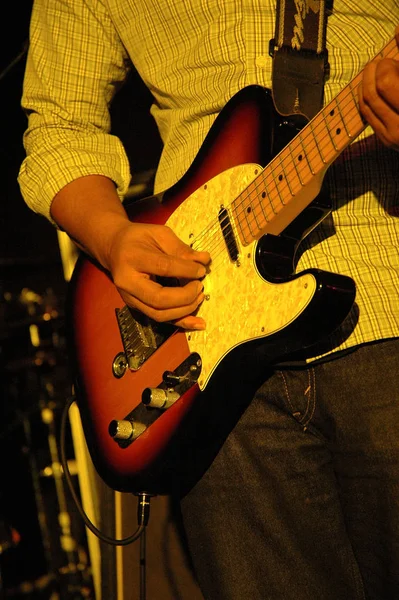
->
60;395;151;546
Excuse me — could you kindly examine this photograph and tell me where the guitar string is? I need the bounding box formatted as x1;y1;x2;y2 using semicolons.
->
221;58;392;251
190;95;357;258
189;81;362;261
233;73;366;241
125;38;397;352
233;37;397;246
189;38;397;263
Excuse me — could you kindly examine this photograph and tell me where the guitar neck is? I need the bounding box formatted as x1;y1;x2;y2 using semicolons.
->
233;36;399;245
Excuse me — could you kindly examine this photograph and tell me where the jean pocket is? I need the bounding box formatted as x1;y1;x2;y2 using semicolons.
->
277;368;317;431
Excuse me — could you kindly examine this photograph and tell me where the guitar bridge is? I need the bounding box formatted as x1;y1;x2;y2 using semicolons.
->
115;305;176;371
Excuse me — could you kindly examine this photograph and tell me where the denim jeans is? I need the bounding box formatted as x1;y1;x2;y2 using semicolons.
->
180;339;399;600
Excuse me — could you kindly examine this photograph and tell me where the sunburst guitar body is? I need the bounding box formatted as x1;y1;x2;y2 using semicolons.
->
67;36;398;494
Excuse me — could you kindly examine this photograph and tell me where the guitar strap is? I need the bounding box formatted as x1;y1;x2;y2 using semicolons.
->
270;0;330;119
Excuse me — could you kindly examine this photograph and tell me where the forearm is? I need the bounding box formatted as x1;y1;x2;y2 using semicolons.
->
50;174;131;270
50;173;210;329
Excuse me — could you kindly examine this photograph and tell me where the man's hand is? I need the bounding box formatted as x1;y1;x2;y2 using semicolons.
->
51;175;211;330
106;221;210;329
359;26;399;150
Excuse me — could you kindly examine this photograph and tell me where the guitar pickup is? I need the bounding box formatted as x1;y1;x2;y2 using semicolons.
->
219;206;239;262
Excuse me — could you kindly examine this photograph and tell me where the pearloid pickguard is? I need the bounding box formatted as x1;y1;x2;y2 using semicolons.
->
166;164;316;389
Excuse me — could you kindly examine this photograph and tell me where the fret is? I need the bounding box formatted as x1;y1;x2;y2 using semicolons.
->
327;73;364;144
292;133;318;181
243;182;264;236
235;216;251;246
257;186;272;225
248;188;263;231
323;109;340;152
278;153;294;196
347;80;359;114
333;98;350;138
242;188;258;239
231;196;249;244
287;142;306;187
269;163;286;207
322;101;351;153
346;76;366;136
310;117;332;164
250;179;272;230
273;153;296;203
236;165;289;244
232;181;269;245
261;169;283;218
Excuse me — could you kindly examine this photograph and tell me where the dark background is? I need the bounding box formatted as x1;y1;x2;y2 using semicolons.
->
0;4;162;597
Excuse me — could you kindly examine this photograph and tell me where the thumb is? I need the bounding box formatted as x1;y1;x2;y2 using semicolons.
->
159;226;211;265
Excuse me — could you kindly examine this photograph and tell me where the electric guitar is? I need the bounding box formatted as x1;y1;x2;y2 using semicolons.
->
67;37;398;494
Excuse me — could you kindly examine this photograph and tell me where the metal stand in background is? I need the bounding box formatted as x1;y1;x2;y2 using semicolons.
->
0;286;95;598
37;368;94;598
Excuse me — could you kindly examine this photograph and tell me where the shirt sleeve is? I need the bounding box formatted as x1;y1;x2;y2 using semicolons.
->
18;0;132;223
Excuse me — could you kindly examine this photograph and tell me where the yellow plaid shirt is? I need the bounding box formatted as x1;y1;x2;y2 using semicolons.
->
19;0;399;360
